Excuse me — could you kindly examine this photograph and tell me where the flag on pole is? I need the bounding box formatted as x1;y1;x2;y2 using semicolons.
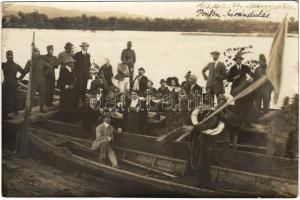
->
175;17;288;142
267;16;288;104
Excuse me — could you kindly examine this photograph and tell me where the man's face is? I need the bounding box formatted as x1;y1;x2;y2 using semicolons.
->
147;81;152;88
66;46;73;53
6;52;13;62
259;58;266;66
127;42;132;49
160;82;166;87
212;54;219;61
235;58;242;65
188;77;196;84
81;45;88;51
48;48;54;55
103;116;111;124
138;70;144;76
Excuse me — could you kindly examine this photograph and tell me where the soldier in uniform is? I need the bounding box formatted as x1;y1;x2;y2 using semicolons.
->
2;50;25;119
43;45;58;111
121;41;136;88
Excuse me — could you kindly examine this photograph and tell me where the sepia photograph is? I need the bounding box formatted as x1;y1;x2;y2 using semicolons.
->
1;0;299;197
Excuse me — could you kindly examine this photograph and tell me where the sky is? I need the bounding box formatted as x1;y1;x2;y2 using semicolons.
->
4;1;299;22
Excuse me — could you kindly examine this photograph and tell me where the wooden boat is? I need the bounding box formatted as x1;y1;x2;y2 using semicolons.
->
29;119;298;197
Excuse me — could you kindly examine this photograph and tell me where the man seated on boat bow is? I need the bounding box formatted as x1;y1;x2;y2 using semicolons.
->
91;112;120;168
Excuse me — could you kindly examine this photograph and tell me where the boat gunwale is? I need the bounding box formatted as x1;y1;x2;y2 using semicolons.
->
28;130;231;197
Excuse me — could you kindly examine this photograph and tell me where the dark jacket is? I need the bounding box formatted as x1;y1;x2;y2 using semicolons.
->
228;64;254;91
121;49;136;68
43;54;58;79
189;83;202;96
133;75;148;96
73;51;91;82
57;66;77;91
2;61;24;86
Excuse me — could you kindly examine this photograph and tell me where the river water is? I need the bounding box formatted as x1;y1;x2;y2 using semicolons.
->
2;28;298;108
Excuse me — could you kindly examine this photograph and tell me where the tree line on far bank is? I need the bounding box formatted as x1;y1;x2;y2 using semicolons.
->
2;11;298;33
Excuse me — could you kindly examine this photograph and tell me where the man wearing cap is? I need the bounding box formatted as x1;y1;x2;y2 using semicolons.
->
121;41;136;88
2;50;26;119
228;53;255;126
132;67;148;96
202;51;227;103
73;42;91;104
43;45;58;111
254;54;273;113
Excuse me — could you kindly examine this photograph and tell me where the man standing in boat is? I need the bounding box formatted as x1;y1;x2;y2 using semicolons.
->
73;42;91;104
121;41;136;88
91;112;119;168
227;53;255;127
132;67;148;96
254;54;273;114
202;51;227;104
43;45;58;111
2;50;26;120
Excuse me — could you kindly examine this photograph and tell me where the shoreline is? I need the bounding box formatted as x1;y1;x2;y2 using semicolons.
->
3;27;298;38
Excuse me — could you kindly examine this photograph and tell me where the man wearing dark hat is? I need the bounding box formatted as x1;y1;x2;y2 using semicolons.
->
157;79;170;97
132;67;148;96
202;51;227;103
228;53;255;126
121;41;136;88
43;45;58;111
73;42;91;104
2;50;26;119
254;54;273;113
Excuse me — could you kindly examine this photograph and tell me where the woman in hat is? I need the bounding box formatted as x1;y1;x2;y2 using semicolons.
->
167;77;181;106
57;57;79;122
100;58;114;92
157;79;170;97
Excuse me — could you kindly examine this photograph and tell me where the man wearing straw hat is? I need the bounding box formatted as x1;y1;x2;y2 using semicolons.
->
73;42;91;104
202;51;227;103
91;111;119;168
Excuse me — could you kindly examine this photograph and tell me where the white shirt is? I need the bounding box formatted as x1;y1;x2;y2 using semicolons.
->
103;122;109;128
130;98;139;108
133;76;141;91
237;64;241;70
82;50;87;55
191;83;196;91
